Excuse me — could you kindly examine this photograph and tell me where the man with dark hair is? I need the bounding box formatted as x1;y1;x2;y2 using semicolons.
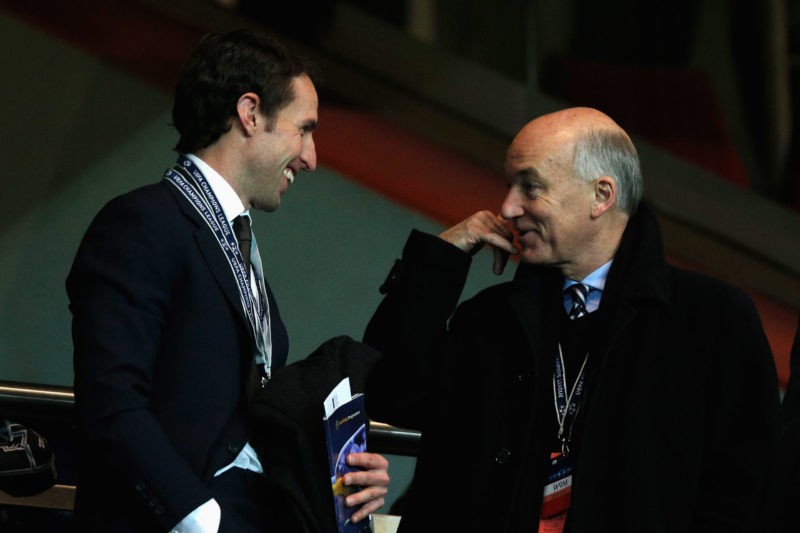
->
365;107;781;531
172;31;310;155
68;30;388;532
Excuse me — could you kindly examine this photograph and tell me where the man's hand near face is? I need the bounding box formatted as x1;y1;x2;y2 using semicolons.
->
439;210;518;275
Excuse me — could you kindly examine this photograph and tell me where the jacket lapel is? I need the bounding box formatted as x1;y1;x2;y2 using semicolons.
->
507;265;563;377
163;180;254;343
576;203;672;471
591;203;670;381
194;227;252;337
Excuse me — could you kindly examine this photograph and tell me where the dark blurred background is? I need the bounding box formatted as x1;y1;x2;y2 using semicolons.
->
0;0;799;529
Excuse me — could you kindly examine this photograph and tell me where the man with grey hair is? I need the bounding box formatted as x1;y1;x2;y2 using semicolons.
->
364;107;781;531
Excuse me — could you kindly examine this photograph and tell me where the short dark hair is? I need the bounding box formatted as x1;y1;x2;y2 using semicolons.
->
172;30;314;153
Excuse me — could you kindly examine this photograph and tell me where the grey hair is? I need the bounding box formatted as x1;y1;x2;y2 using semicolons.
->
572;129;643;214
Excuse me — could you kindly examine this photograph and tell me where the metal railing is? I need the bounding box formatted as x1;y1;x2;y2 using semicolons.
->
0;381;75;416
0;380;420;511
0;380;420;452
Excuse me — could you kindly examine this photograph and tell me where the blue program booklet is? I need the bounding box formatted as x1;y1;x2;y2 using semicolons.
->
323;378;370;533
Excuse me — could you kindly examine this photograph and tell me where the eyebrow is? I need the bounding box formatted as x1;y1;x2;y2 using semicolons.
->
512;167;541;181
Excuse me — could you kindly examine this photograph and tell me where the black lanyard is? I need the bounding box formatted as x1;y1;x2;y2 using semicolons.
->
164;156;272;382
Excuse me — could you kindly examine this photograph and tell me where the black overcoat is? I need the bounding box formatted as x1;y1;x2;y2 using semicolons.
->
249;335;381;533
365;204;781;532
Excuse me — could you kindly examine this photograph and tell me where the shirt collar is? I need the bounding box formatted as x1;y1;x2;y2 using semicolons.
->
563;259;613;293
186;153;248;222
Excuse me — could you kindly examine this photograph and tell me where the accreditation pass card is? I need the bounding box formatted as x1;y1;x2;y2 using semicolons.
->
538;453;573;531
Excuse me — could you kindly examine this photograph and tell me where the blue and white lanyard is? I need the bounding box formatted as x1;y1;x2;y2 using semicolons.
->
163;155;272;382
553;345;589;456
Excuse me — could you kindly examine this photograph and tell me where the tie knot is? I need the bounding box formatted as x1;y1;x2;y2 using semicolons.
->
233;215;252;278
567;283;589;320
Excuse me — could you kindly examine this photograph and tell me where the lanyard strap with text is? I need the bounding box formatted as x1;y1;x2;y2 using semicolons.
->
163;156;273;382
552;344;589;456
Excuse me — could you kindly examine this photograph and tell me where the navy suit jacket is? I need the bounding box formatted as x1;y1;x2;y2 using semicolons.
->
67;179;288;531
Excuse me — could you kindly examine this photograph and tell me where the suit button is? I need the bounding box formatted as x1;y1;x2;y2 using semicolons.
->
227;443;240;455
155;504;165;515
135;482;146;492
494;448;511;465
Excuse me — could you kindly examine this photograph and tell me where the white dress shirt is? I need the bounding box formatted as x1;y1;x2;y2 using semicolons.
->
170;154;264;533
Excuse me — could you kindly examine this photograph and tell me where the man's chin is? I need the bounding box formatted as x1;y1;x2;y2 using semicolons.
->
252;198;281;213
519;248;548;265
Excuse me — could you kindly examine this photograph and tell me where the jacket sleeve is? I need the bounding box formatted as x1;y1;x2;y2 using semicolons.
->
363;230;472;430
67;193;213;530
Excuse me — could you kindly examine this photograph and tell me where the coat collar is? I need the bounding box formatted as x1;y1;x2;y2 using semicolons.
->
504;202;670;355
510;203;670;308
603;202;670;308
507;267;562;382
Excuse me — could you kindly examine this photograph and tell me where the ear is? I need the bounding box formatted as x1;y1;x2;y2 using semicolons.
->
590;175;617;218
236;92;260;135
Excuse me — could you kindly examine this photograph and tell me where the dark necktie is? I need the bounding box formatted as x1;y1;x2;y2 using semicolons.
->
234;215;262;395
567;283;589;320
233;215;252;280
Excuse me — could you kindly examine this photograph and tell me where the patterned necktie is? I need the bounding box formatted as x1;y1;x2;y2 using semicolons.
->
233;215;252;280
567;283;589;320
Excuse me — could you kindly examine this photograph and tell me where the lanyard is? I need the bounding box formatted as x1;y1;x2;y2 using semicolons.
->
552;344;588;456
163;156;273;383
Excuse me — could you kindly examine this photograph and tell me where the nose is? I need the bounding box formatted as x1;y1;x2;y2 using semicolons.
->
500;187;523;220
301;135;317;172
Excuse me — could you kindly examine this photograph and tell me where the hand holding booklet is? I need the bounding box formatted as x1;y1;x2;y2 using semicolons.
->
323;377;370;533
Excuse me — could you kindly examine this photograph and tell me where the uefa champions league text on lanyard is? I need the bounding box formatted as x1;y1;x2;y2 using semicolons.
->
164;155;273;385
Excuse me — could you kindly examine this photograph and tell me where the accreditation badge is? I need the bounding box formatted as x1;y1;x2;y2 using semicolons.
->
538;452;573;533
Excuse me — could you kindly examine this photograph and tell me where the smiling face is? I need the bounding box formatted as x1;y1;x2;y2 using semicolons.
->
242;74;318;212
501;111;619;279
501;108;633;279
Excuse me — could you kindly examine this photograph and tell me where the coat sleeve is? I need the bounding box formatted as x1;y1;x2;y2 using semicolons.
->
67;192;214;530
363;230;471;430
